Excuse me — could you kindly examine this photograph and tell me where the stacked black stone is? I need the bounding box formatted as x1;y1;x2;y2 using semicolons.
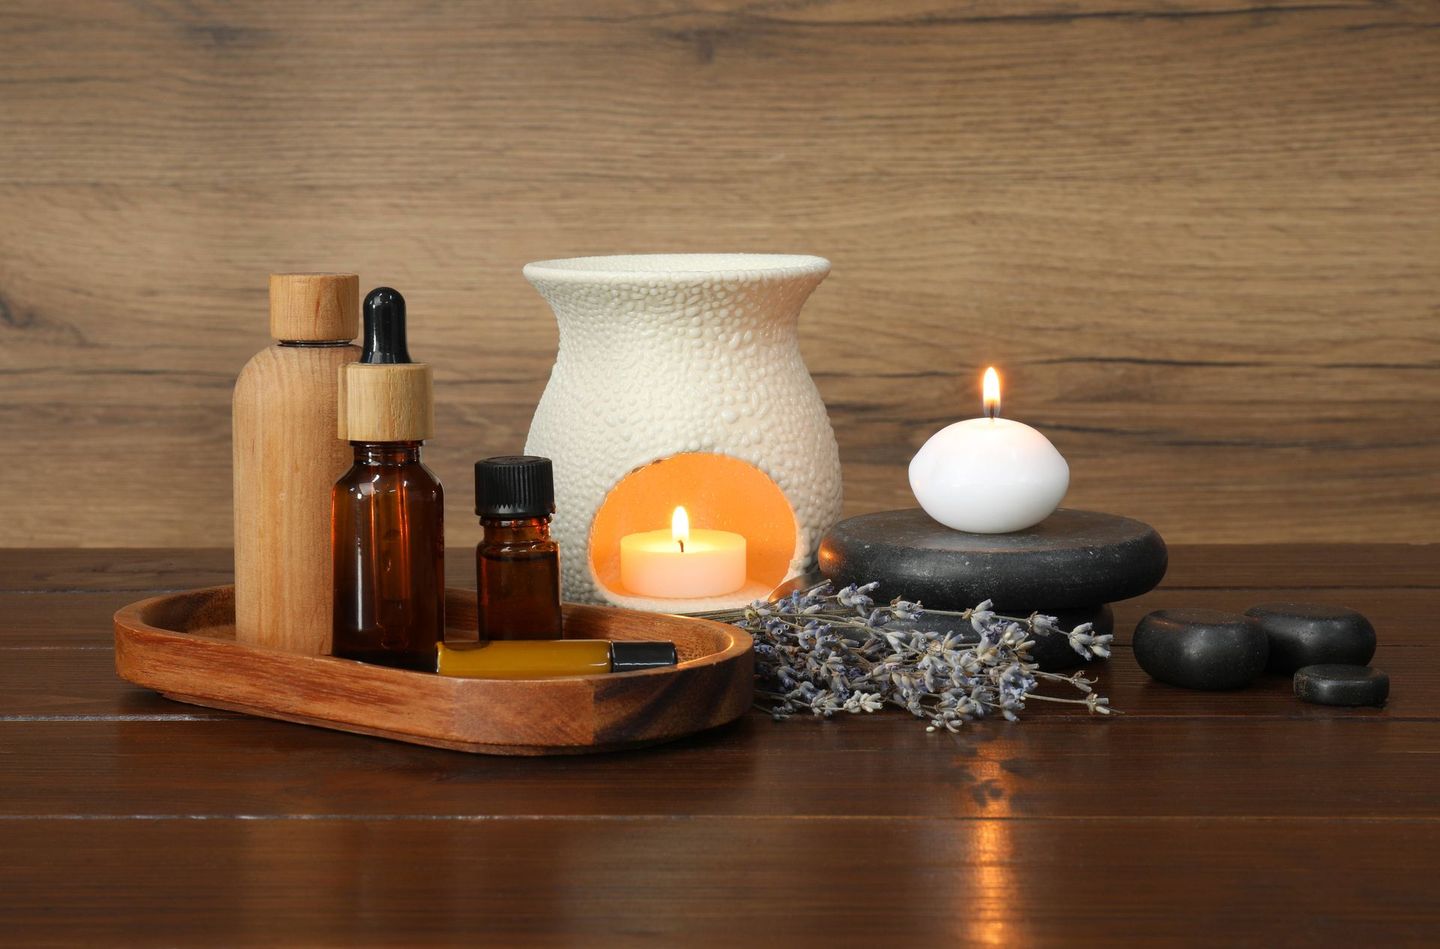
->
816;508;1168;671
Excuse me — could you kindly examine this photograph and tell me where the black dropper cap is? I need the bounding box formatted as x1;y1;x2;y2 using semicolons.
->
361;287;412;364
475;456;556;518
609;641;679;673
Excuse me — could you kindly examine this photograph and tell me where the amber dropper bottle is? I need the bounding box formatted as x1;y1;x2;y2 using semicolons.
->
474;456;563;640
331;288;445;671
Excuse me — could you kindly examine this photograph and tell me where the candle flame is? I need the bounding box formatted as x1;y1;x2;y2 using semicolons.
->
982;367;1001;419
672;505;690;553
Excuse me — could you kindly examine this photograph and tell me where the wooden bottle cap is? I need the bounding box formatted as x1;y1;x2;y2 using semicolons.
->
269;273;360;342
340;362;434;442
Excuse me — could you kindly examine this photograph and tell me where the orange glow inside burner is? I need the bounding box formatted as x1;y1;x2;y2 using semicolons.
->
589;452;798;599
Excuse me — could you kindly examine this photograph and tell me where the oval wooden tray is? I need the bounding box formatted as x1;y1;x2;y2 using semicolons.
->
114;586;754;756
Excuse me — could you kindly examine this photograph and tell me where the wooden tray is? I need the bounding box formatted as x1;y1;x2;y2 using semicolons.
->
114;586;754;755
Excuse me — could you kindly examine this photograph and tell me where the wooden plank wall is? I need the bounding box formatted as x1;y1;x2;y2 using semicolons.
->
1;0;1436;548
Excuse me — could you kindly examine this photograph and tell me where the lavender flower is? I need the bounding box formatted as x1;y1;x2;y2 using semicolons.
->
702;581;1115;732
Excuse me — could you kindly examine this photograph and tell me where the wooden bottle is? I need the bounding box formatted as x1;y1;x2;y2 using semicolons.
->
233;273;361;654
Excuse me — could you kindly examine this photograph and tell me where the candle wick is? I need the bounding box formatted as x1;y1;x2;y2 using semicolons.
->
678;539;685;554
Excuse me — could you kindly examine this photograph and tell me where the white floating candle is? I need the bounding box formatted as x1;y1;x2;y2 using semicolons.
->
620;506;748;598
908;367;1069;534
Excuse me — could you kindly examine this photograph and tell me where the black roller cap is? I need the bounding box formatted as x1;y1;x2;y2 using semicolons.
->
361;287;412;364
610;641;679;673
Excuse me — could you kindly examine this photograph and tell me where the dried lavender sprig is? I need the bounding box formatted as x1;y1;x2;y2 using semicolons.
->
701;580;1115;732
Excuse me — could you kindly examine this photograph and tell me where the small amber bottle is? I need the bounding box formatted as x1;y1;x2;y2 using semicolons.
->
332;288;445;671
475;456;563;640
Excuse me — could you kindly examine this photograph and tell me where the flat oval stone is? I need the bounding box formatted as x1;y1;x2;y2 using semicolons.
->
818;508;1167;611
1244;602;1376;674
1133;608;1269;690
1294;664;1389;707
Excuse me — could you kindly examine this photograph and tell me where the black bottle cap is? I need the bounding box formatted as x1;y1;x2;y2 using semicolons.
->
361;287;412;364
610;641;679;673
475;455;555;518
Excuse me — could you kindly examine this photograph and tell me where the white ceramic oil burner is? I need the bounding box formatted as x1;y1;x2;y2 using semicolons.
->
523;254;843;611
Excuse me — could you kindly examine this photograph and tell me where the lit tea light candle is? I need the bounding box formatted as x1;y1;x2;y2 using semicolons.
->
620;506;747;598
908;367;1069;534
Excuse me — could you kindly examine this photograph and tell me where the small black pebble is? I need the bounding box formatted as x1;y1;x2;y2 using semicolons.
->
1294;664;1389;707
1245;602;1376;674
1133;608;1269;690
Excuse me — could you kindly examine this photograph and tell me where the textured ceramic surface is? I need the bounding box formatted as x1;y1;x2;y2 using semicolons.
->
523;254;843;605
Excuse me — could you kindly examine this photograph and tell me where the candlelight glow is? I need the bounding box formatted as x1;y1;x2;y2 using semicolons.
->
620;500;747;597
983;367;1001;419
671;505;690;552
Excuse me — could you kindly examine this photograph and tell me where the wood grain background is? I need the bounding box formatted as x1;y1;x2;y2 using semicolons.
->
1;0;1436;548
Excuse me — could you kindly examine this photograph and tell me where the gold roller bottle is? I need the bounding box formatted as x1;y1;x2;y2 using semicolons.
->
436;640;678;679
233;273;361;654
331;288;445;671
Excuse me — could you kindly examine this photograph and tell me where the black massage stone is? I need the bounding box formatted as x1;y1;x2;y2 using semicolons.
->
1294;664;1389;707
1133;608;1269;690
1244;602;1376;674
816;509;1166;673
817;508;1167;612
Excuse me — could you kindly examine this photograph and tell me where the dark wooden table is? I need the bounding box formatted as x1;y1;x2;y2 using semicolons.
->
3;547;1437;946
